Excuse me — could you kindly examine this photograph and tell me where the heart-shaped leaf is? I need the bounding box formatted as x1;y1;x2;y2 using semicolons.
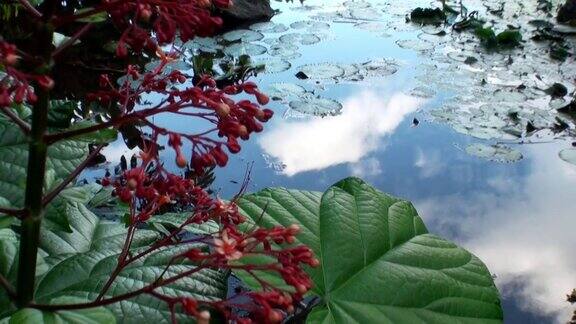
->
236;177;503;323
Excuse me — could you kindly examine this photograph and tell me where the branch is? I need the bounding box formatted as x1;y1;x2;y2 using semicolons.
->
17;0;42;18
44;120;119;145
0;206;25;218
0;274;17;300
1;107;31;134
30;266;206;311
95;223;137;301
42;144;106;207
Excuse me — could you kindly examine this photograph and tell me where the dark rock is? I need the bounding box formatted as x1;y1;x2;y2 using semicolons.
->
295;71;309;80
558;0;576;24
545;83;568;97
218;0;274;28
464;56;478;65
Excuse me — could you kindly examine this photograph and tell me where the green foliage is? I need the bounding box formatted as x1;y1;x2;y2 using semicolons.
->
475;27;522;49
0;186;227;323
236;177;503;323
3;298;115;324
410;8;446;25
0;106;116;232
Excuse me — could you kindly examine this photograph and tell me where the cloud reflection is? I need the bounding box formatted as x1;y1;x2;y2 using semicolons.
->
259;91;423;176
416;145;576;323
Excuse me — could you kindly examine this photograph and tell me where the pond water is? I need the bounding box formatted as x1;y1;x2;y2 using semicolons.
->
96;0;576;322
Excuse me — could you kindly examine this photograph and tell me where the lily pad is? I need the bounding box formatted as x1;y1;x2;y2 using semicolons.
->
289;95;343;117
222;29;264;42
298;63;346;79
249;22;288;33
223;43;267;56
267;83;307;99
279;33;322;46
289;20;330;30
252;58;292;74
396;39;435;51
559;149;576;166
182;37;222;53
465;143;523;163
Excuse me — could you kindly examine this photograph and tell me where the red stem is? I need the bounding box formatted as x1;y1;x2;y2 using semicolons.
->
0;107;31;134
31;266;206;311
42;144;106;207
17;0;42;18
0;274;17;300
0;207;25;218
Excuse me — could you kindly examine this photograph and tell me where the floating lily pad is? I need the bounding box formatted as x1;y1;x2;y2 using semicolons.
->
289;95;343;117
182;37;223;53
223;43;267;56
298;63;346;79
279;33;322;46
396;39;435;51
343;0;372;9
267;83;307;99
349;8;382;21
559;149;576;166
249;22;288;33
465;143;523;163
222;29;264;42
358;59;399;77
252;58;292;74
408;86;436;98
289;20;330;30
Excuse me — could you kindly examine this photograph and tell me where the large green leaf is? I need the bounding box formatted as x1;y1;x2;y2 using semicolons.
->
33;196;226;323
0;228;49;318
4;297;115;324
236;177;503;323
0;107;116;231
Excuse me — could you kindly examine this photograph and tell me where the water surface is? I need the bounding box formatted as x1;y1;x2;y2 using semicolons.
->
101;0;576;322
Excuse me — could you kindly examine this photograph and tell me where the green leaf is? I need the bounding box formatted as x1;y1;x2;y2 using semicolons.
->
0;110;116;232
236;177;503;323
48;100;77;128
6;302;115;324
73;7;109;23
496;30;522;48
147;213;220;234
61;120;118;144
0;228;49;318
33;198;226;323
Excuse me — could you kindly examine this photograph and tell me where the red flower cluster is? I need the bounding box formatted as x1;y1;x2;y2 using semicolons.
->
99;0;231;57
102;143;318;323
0;41;54;107
88;58;273;175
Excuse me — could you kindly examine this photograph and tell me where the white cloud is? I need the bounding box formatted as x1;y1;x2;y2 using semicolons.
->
350;157;383;178
416;144;576;323
259;91;423;176
414;147;446;178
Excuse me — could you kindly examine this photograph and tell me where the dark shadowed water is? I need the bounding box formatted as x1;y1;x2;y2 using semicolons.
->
93;0;576;322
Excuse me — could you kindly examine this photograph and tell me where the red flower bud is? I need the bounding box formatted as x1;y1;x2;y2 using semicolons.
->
255;91;269;105
36;75;54;90
210;146;228;167
226;137;241;154
176;152;187;168
241;81;258;94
